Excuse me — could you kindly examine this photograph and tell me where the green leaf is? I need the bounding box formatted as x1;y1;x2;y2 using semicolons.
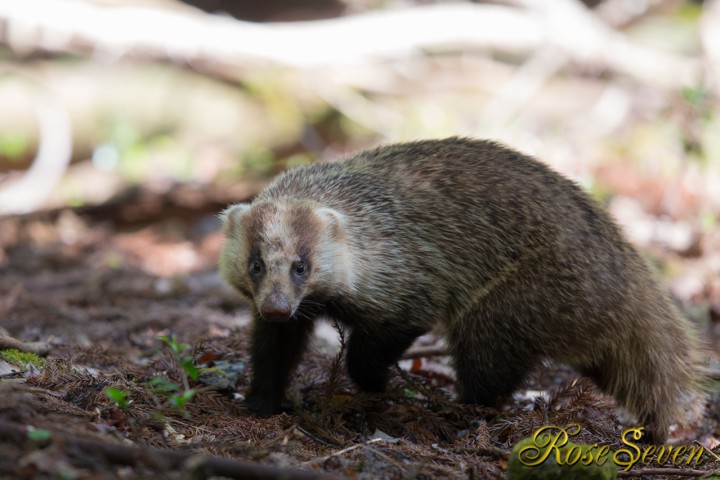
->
158;334;190;355
27;428;52;442
150;376;180;394
681;86;707;106
180;356;199;381
169;389;196;409
403;388;417;398
105;387;130;408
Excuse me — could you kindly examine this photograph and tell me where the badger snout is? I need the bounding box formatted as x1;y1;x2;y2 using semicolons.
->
260;292;292;322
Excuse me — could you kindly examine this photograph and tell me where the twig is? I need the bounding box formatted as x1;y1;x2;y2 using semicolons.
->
321;321;347;416
695;440;720;463
364;445;407;475
475;446;510;459
617;467;718;477
0;420;346;480
0;332;50;356
303;438;384;466
402;344;448;360
295;424;342;448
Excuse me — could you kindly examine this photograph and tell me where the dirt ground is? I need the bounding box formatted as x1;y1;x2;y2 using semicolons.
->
1;183;719;480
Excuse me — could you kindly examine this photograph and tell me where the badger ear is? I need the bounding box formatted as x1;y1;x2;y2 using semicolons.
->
315;206;345;238
219;203;251;237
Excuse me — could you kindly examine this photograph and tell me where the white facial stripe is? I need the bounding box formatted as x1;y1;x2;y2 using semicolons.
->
261;204;298;268
263;205;289;246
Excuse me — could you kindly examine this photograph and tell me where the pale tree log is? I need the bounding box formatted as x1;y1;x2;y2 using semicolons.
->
0;0;701;89
701;0;720;95
595;0;688;28
0;63;290;214
0;82;71;215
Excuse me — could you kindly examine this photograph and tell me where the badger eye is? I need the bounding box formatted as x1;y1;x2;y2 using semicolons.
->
249;260;263;275
294;262;307;275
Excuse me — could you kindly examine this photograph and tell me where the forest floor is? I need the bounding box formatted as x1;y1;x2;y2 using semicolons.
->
1;180;720;480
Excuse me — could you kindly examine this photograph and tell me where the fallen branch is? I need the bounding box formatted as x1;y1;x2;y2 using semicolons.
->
402;345;448;360
0;79;72;215
701;0;720;95
0;0;700;89
303;437;384;466
617;467;718;477
595;0;686;28
0;329;50;356
0;419;346;480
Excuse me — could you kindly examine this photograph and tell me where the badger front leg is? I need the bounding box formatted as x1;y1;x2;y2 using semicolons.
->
245;313;315;416
346;326;427;393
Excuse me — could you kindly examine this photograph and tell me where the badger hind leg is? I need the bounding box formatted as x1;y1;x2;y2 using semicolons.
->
447;306;538;407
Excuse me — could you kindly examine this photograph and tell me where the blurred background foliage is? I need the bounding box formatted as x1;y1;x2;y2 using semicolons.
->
0;0;719;312
1;0;718;211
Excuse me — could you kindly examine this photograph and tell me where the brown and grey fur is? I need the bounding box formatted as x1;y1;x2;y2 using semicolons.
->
219;138;701;442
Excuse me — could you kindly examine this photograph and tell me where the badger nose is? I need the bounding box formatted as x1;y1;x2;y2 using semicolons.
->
261;293;292;322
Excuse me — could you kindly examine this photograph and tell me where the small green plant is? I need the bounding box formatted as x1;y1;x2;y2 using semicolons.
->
27;428;51;442
148;375;194;409
403;388;417;398
153;335;197;414
158;334;199;383
105;387;131;409
169;389;196;410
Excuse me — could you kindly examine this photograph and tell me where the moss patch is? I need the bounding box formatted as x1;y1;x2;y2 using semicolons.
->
506;434;617;480
0;349;46;368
